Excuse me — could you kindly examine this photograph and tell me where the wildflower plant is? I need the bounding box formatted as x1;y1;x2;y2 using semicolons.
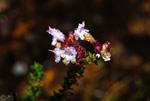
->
21;62;44;101
47;21;112;100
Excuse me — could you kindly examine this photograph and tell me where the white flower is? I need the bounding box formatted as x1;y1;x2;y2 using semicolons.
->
49;47;77;65
102;52;111;61
49;48;65;63
63;47;77;65
74;21;89;40
47;27;65;46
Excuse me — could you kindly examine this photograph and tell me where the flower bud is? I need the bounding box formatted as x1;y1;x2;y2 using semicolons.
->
84;33;96;43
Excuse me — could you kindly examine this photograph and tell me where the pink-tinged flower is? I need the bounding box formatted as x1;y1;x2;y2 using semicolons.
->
49;48;65;63
47;27;65;46
74;21;89;40
101;42;111;61
49;47;77;65
63;47;77;65
94;41;112;61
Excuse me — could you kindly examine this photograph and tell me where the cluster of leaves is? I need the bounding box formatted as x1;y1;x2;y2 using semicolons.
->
21;62;44;101
50;52;98;100
84;52;97;66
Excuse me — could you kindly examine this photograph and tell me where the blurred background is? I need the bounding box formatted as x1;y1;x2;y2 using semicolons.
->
0;0;150;100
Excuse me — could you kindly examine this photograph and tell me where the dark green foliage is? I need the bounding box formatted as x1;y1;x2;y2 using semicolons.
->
21;62;44;101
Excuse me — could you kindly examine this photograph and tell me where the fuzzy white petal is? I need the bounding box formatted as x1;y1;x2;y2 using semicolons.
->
74;21;89;40
52;37;57;46
55;55;61;63
78;21;85;29
54;48;65;56
74;32;79;40
47;27;65;42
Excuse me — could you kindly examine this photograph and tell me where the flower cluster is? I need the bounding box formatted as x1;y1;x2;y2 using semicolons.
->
94;41;111;61
47;21;112;66
47;21;112;100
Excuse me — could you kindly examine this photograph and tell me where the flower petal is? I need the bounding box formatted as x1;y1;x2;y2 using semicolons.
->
52;37;57;46
62;59;70;65
74;21;89;40
71;57;76;64
54;48;65;56
47;26;65;42
55;55;61;63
